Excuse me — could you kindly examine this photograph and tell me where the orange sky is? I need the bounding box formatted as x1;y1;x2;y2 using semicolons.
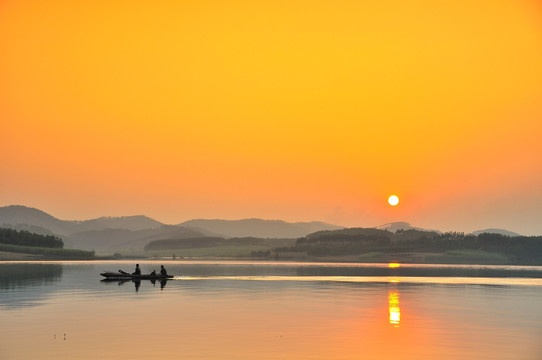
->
1;0;542;234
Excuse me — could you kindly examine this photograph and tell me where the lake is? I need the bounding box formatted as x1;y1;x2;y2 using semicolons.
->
1;260;542;360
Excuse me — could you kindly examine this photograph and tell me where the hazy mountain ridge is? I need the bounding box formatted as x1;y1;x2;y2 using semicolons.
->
0;206;343;252
1;205;526;254
376;222;442;234
71;215;163;233
68;225;207;251
179;218;343;238
0;205;162;236
0;205;79;236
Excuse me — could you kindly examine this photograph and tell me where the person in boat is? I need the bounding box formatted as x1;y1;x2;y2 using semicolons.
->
133;264;141;275
160;265;168;276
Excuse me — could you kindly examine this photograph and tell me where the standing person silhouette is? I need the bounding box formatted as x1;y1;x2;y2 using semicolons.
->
133;264;141;275
160;265;167;276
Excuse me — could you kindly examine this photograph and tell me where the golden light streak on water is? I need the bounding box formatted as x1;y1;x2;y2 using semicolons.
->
388;289;401;327
170;275;542;286
388;263;401;268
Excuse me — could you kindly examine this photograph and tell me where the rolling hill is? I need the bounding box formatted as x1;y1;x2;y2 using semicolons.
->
1;205;343;253
0;205;163;236
471;228;522;237
376;222;441;233
179;218;343;238
68;226;207;251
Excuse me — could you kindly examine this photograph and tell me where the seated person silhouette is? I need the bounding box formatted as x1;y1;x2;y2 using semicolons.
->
160;265;168;276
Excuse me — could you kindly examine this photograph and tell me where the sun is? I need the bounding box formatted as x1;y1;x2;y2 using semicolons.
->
388;195;399;206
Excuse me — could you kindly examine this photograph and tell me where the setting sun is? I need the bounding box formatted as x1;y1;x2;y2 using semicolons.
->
1;0;542;234
388;195;400;206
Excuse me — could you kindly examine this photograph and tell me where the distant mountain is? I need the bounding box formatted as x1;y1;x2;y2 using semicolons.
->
68;225;207;251
472;228;522;237
0;205;342;252
0;205;163;236
376;222;441;233
179;218;343;238
0;205;79;236
73;215;163;233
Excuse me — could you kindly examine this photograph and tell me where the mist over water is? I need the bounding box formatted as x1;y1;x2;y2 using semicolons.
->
1;261;542;360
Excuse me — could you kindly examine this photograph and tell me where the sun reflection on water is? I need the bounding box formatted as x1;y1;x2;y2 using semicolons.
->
388;289;401;327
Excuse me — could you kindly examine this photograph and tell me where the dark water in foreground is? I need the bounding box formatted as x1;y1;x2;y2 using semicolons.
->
1;261;542;360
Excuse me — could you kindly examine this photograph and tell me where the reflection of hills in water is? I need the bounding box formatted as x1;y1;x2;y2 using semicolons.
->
0;264;63;289
0;264;63;308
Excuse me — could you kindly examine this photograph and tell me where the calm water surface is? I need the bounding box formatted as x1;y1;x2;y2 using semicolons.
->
1;260;542;360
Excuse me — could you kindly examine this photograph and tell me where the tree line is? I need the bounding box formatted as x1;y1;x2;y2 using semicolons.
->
274;228;542;264
0;228;64;249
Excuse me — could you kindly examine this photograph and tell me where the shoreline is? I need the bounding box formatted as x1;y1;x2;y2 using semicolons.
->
2;251;542;266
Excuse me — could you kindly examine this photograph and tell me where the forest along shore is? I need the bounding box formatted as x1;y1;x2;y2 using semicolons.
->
2;227;542;265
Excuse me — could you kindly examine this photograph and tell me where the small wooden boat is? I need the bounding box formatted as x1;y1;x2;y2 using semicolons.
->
100;271;174;280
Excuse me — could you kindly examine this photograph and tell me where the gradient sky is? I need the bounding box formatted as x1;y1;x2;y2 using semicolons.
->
1;0;542;234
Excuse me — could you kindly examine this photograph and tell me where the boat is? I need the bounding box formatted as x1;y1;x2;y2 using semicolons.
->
100;271;174;280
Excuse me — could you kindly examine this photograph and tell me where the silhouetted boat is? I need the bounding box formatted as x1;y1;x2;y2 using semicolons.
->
100;271;174;280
